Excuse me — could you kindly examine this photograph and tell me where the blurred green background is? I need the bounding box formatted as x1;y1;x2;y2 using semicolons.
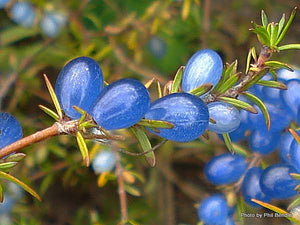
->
0;0;299;224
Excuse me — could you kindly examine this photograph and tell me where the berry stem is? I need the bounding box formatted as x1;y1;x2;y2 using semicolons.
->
0;123;61;159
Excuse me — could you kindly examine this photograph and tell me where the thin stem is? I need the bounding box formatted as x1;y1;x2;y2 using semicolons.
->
112;144;128;224
0;123;61;159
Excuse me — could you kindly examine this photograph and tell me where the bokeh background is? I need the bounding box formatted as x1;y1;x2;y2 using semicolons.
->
0;0;299;224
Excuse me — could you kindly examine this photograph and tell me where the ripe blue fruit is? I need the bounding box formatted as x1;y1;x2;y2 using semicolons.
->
0;195;14;214
204;153;247;185
55;56;104;119
91;151;116;174
290;139;300;173
144;93;209;142
197;195;228;225
0;0;9;8
249;128;280;155
182;49;223;93
40;12;65;37
0;112;22;149
260;164;300;199
147;36;167;58
242;167;271;207
91;78;150;130
207;102;240;134
281;79;300;119
277;68;300;82
11;2;36;27
278;131;300;163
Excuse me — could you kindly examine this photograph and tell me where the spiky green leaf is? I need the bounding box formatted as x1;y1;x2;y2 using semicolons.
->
124;184;141;196
137;119;174;129
289;129;300;145
4;153;26;162
76;132;90;167
222;133;234;153
261;10;268;28
189;83;213;96
171;66;184;93
256;80;287;89
0;184;3;203
278;13;285;37
265;61;293;71
38;105;59;121
278;44;300;51
217;73;241;94
218;96;257;114
0;162;18;171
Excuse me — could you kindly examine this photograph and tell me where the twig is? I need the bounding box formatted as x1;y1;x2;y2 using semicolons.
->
112;144;128;224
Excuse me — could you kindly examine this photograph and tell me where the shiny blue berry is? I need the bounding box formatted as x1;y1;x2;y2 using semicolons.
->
290;139;300;173
207;102;240;134
278;131;300;163
0;112;22;149
55;56;104;119
242;167;271;207
277;68;300;82
260;164;300;199
197;195;228;225
281;79;300;119
91;151;116;174
11;2;36;27
40;13;64;37
204;153;247;185
145;93;209;142
249;128;280;155
91;78;150;130
148;36;167;58
182;49;223;93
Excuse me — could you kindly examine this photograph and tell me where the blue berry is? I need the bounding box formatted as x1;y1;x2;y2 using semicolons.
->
0;0;9;8
91;151;116;174
197;195;228;225
249;128;280;155
40;12;65;37
0;195;14;214
281;79;300;119
204;153;247;185
55;56;104;119
0;113;22;149
91;78;150;130
145;93;209;142
290;139;300;173
277;68;300;82
147;36;167;58
242;167;271;207
260;164;299;199
207;102;240;134
182;49;223;93
278;131;300;163
11;2;36;27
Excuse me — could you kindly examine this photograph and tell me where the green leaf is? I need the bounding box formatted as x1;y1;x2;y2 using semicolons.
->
171;66;184;93
130;127;156;167
265;61;293;71
232;143;249;157
276;7;298;45
245;48;252;74
222;133;234;153
261;10;268;28
241;68;269;91
189;83;213;96
0;162;18;171
289;129;300;145
144;78;155;89
4;153;26;162
288;196;300;210
38;105;59;121
242;92;270;130
137;119;174;129
157;80;162;98
218;96;257;114
0;171;41;201
216;73;241;94
43;74;62;118
269;70;278;80
277;13;285;37
0;26;39;47
256;80;287;89
290;173;300;180
251;24;270;46
124;184;141;196
213;60;238;92
270;23;279;46
251;199;300;225
0;183;3;203
278;44;300;51
76;132;90;167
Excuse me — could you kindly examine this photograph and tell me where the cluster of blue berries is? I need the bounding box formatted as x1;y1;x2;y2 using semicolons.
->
0;0;66;37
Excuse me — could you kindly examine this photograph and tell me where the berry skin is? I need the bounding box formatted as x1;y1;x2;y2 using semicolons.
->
0;112;22;149
207;102;241;134
197;195;228;225
40;13;65;37
91;78;150;130
204;153;247;185
249;128;280;155
11;2;36;27
145;93;209;142
0;195;14;214
277;68;300;82
91;151;116;174
281;79;300;119
0;0;9;8
260;164;300;199
242;167;271;207
278;131;300;163
182;49;223;93
55;56;104;119
290;139;300;173
147;36;166;58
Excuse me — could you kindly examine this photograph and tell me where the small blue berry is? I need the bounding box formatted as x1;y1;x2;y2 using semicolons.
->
207;102;241;134
278;131;300;163
92;151;116;174
40;13;62;37
11;2;36;27
290;139;300;173
147;36;167;58
281;79;300;119
0;195;14;214
0;112;22;149
182;49;223;93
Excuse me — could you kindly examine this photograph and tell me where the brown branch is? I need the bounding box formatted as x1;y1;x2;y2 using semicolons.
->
0;123;61;159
